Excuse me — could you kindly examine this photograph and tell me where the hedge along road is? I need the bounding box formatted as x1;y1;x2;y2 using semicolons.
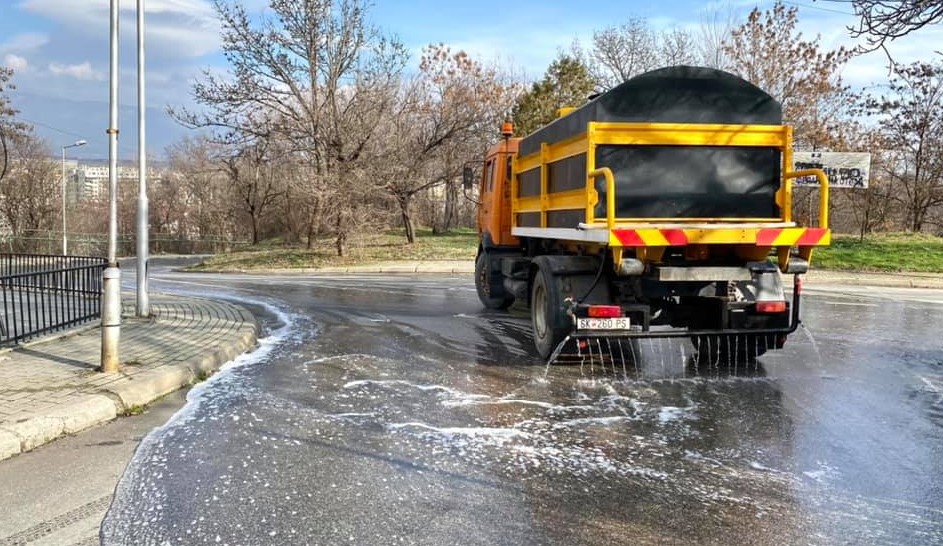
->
100;265;943;545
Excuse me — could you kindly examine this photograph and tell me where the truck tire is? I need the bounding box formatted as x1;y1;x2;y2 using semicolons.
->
691;335;771;366
531;265;570;359
475;252;514;310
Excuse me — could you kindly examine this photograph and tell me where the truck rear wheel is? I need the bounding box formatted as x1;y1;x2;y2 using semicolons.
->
531;266;570;359
475;252;514;310
691;334;772;366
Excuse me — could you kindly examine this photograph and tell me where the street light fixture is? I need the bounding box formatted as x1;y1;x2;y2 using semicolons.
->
61;139;87;255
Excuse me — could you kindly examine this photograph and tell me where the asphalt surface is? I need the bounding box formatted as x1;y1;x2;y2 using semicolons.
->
95;269;943;545
0;389;187;546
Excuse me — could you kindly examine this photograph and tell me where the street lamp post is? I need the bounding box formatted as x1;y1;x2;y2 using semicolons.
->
60;140;87;256
101;0;120;373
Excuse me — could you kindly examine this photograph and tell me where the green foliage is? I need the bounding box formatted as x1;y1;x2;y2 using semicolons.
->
814;233;943;272
124;405;146;416
511;54;597;136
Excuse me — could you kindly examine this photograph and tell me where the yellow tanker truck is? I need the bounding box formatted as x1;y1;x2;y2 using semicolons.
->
467;66;830;362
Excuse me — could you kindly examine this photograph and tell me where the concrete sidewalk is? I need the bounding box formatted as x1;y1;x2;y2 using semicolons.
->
0;294;257;462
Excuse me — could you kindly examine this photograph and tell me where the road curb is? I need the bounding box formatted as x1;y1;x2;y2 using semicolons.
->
102;318;259;414
0;395;118;455
0;302;259;462
105;366;196;411
803;272;943;290
196;265;941;290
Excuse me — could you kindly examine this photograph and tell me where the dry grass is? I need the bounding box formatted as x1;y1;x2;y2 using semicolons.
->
191;228;943;274
189;228;478;271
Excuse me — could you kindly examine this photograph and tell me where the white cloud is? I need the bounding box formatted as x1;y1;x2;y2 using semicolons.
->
19;0;221;59
3;54;29;72
0;32;49;52
49;61;102;80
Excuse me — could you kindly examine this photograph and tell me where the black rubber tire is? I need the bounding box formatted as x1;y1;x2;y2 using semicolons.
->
691;335;772;366
475;252;514;310
531;266;570;359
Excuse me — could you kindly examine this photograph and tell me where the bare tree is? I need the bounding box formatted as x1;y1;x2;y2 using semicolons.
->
0;131;59;251
723;2;854;149
695;5;737;70
220;139;284;245
844;0;943;52
660;27;697;67
0;66;28;185
378;45;518;243
863;60;943;232
588;18;660;89
171;0;408;256
165;136;239;248
581;17;712;91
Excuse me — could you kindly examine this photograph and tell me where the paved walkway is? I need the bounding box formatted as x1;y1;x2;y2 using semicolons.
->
0;294;257;461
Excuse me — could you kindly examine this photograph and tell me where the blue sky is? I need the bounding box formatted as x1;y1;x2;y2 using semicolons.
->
0;0;939;160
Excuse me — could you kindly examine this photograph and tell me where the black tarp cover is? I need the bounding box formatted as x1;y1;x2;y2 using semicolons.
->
517;66;785;220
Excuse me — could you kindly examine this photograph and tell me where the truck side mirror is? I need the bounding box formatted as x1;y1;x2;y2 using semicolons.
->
463;166;475;191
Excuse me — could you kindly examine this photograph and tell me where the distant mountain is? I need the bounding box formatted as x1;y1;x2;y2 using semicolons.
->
15;93;201;161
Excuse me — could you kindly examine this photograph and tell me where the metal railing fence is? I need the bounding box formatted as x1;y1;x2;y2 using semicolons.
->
0;254;107;345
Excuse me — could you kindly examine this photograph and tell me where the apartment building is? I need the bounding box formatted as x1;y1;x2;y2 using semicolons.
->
65;162;161;204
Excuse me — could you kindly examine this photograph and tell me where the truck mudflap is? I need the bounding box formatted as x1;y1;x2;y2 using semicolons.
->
549;275;803;365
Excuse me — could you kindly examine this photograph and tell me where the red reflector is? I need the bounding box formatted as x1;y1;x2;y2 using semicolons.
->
795;276;803;295
756;301;787;313
588;305;623;318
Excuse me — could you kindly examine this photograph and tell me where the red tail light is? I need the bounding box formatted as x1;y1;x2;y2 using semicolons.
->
756;301;787;313
587;305;623;318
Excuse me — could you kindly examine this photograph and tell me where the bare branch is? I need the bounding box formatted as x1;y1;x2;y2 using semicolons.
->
842;0;943;51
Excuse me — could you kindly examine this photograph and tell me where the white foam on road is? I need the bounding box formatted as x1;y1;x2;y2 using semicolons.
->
658;406;693;424
165;301;298;429
343;379;490;401
387;422;529;440
102;299;299;542
548;415;637;427
442;397;556;409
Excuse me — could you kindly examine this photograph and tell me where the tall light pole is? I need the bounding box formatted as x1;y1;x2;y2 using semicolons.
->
136;0;149;317
101;0;120;373
60;139;86;255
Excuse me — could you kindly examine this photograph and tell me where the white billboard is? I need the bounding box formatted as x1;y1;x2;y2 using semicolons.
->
793;151;871;189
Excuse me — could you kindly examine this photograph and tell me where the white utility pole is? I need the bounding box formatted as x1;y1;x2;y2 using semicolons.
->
101;0;121;373
136;0;149;317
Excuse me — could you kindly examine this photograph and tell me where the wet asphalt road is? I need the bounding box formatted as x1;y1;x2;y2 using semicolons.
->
101;269;943;545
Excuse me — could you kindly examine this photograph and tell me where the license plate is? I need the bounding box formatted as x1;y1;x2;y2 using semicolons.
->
577;317;631;331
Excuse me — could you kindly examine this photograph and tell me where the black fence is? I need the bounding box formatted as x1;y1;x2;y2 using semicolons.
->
1;232;250;257
0;254;107;345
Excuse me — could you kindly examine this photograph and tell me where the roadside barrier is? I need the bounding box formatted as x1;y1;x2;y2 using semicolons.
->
0;254;106;345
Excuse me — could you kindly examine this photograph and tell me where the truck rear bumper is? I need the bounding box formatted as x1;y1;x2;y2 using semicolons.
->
571;275;802;341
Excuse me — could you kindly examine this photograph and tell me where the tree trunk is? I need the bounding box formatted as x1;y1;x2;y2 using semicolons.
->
306;197;321;250
251;213;260;245
399;194;415;244
334;210;347;257
443;179;458;233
